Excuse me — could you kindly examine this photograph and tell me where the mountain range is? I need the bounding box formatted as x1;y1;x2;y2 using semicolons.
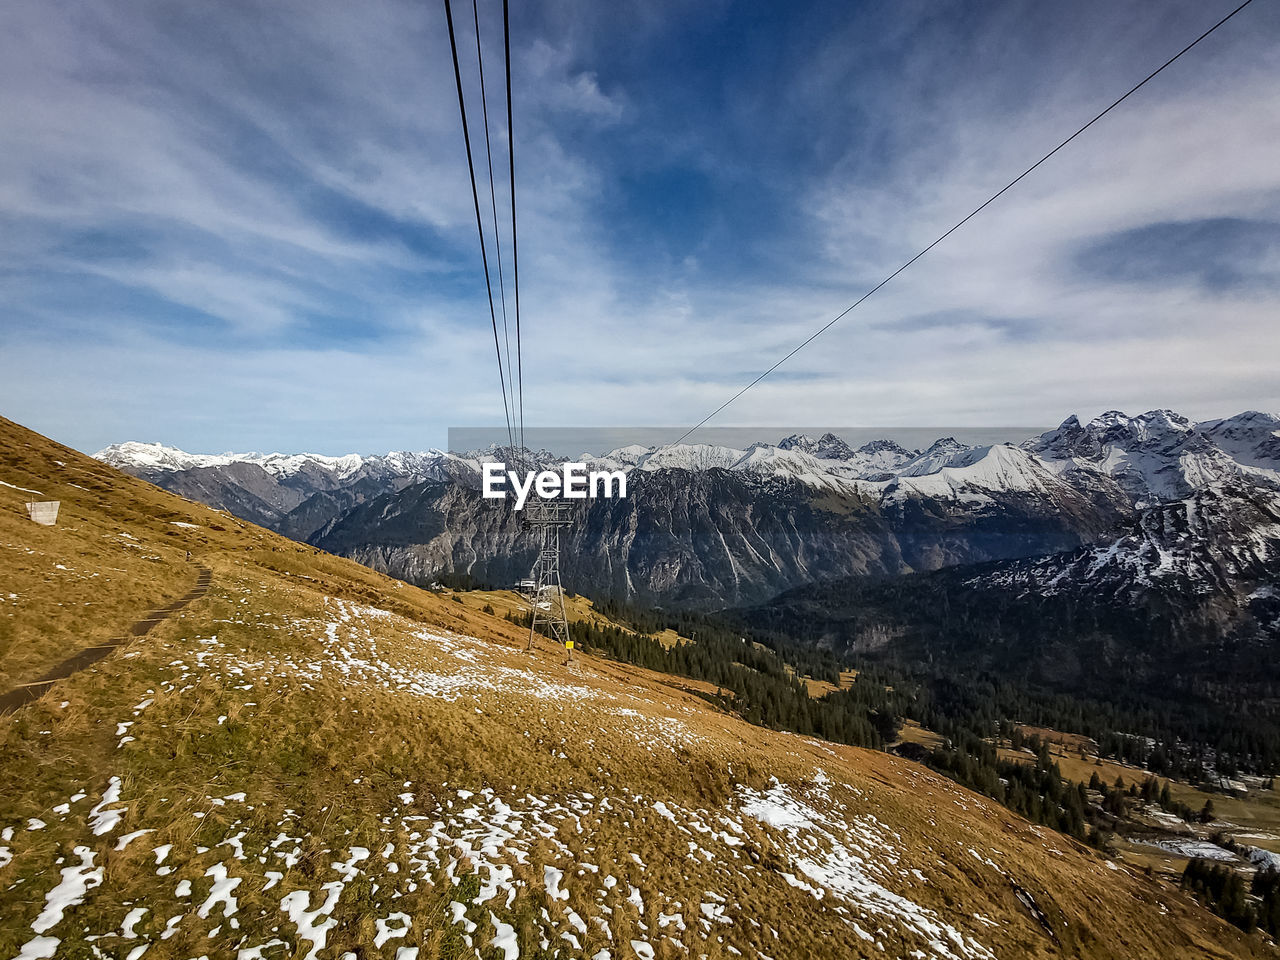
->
95;441;475;540
97;410;1280;611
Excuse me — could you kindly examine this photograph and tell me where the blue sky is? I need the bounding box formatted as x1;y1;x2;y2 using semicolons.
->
1;0;1278;454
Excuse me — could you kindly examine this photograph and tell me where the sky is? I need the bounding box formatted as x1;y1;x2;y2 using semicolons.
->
1;0;1278;455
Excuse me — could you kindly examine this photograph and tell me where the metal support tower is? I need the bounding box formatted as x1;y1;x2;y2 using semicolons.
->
523;499;574;658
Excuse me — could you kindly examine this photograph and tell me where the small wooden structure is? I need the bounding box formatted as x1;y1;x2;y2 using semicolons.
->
25;501;60;526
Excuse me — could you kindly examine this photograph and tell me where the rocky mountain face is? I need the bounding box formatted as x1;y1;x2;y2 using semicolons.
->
320;471;902;607
1023;409;1280;502
97;410;1280;608
974;482;1280;606
306;444;1134;607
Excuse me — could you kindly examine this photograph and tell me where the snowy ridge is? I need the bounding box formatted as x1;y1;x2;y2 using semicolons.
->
93;441;239;474
1023;409;1280;503
94;441;460;483
896;438;977;478
884;444;1062;502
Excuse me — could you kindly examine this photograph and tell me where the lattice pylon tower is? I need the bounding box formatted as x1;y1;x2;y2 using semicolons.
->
524;499;574;658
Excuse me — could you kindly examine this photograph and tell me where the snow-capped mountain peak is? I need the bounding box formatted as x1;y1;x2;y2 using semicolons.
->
1197;411;1280;471
896;437;975;477
634;442;746;472
777;432;858;461
857;438;914;457
1023;409;1279;502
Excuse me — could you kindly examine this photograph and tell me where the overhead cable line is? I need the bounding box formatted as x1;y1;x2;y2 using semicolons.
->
673;0;1258;446
503;0;526;466
443;0;516;457
471;0;518;459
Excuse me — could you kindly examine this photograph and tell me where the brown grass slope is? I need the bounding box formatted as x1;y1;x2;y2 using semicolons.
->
0;414;1266;959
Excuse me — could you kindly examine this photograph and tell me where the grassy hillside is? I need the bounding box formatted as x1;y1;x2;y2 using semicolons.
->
0;415;1266;959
